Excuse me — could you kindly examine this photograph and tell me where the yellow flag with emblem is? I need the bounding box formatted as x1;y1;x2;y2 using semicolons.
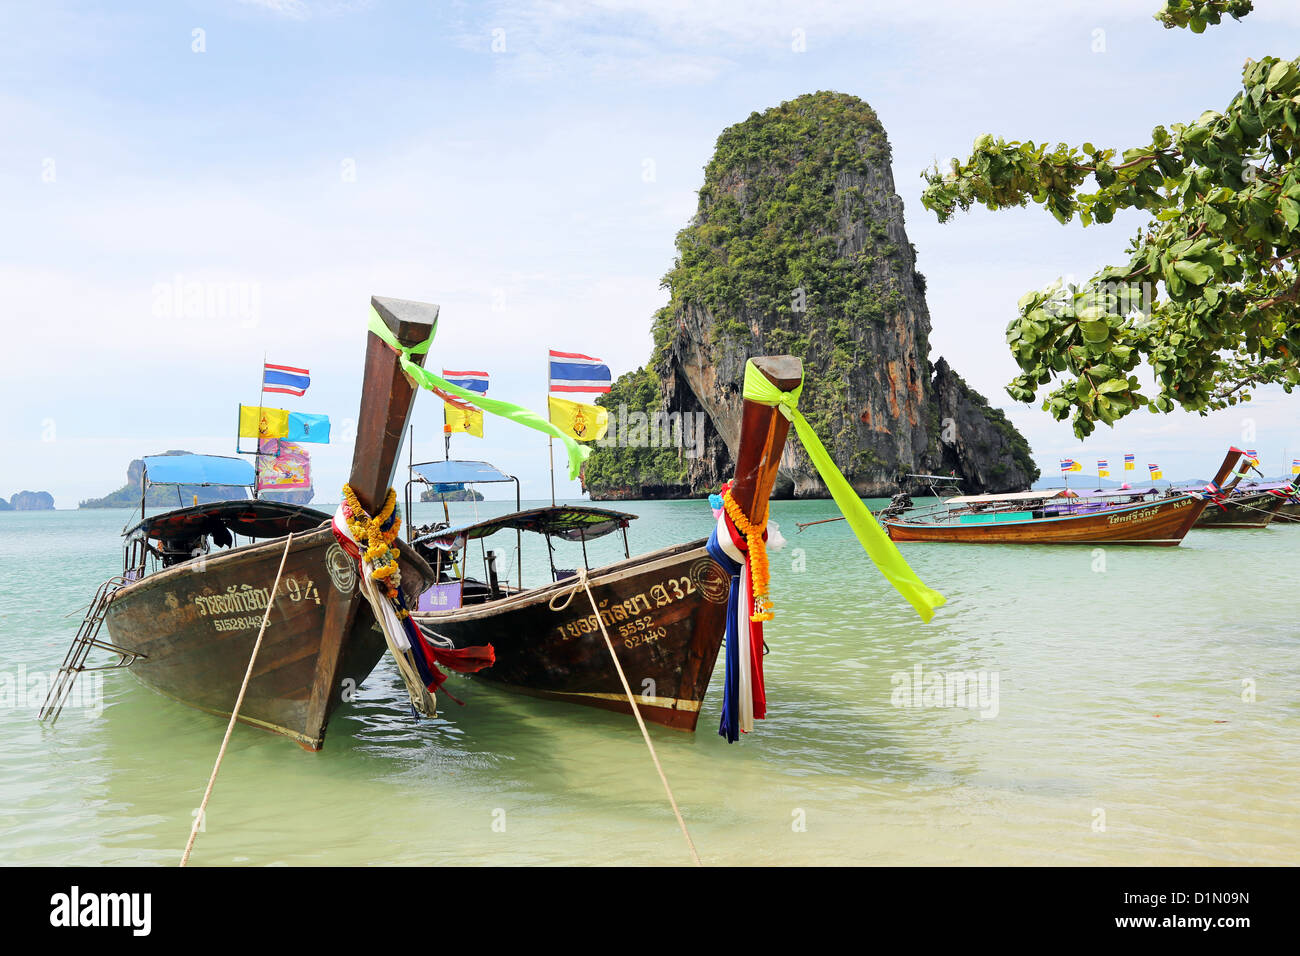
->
548;395;608;442
238;404;289;440
443;401;484;438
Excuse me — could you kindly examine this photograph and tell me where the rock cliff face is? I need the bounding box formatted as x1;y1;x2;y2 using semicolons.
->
585;91;1037;498
6;491;54;510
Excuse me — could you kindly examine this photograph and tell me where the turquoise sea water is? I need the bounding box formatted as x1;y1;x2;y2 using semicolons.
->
1;500;1296;866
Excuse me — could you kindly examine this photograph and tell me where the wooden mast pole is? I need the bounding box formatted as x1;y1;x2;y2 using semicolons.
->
727;355;802;523
300;295;436;749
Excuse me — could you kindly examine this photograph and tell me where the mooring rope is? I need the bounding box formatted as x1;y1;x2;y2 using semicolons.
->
1222;496;1284;520
179;533;295;868
1204;497;1286;521
549;569;703;867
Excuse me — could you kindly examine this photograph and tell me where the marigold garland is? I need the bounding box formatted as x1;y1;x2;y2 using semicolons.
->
721;488;774;622
341;484;404;601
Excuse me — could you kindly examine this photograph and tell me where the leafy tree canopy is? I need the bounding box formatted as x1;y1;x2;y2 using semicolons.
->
920;1;1300;438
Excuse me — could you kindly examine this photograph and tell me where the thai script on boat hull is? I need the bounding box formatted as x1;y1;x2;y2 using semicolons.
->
193;585;272;616
1107;497;1191;526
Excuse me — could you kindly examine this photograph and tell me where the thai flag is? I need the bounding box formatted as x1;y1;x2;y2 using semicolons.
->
442;370;489;394
1059;458;1076;472
263;363;310;397
1292;458;1300;475
1124;453;1135;469
549;350;612;393
1097;458;1109;469
1245;448;1259;463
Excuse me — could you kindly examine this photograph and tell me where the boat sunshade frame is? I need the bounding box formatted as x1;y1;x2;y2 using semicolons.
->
410;460;515;493
125;499;331;541
1067;486;1161;499
413;505;638;551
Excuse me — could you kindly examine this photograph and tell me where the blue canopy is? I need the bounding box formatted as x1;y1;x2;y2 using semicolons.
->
143;454;255;487
410;460;514;490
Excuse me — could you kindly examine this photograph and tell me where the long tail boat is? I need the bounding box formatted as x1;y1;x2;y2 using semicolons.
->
43;297;440;749
409;356;803;730
884;448;1246;546
1254;481;1300;523
1192;489;1285;528
1197;479;1296;527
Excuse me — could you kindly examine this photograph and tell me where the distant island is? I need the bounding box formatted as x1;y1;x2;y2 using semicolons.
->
79;450;314;508
0;491;55;511
420;488;484;502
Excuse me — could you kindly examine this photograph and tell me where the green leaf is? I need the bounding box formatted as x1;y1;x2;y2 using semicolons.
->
1281;196;1300;230
1172;259;1213;285
1079;320;1110;343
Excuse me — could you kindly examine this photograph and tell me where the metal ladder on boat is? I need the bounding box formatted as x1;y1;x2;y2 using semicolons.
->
38;575;142;725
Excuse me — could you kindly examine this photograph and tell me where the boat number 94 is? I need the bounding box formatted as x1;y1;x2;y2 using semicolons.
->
286;577;321;605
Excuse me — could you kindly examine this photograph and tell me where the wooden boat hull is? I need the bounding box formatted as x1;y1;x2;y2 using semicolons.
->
885;494;1206;545
1272;501;1300;523
105;524;433;749
1193;492;1285;528
414;540;732;730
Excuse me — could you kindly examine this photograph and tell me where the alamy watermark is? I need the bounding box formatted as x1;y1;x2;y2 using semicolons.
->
596;407;707;459
890;663;999;718
2;665;103;718
151;274;261;327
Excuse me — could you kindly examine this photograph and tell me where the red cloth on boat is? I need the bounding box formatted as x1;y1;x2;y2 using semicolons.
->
426;643;496;674
720;507;767;722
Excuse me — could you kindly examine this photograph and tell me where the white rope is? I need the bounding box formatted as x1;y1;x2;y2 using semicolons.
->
180;533;294;867
550;569;703;867
1205;497;1287;521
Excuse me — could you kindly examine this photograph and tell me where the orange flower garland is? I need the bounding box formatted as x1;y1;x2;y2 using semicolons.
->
341;484;404;602
721;488;774;622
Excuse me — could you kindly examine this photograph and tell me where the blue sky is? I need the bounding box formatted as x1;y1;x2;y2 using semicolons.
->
4;0;1299;506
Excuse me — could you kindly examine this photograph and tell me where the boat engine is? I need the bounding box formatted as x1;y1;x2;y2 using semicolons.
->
878;493;914;521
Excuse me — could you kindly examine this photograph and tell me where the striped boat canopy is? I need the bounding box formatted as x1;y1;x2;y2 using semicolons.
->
946;489;1074;505
414;505;637;550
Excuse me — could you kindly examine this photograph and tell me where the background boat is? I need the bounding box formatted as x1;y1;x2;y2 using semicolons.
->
1192;490;1285;528
884;449;1244;546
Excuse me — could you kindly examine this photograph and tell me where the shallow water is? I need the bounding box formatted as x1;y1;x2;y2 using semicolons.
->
1;501;1296;865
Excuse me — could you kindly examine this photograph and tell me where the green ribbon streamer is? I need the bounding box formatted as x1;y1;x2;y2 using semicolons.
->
742;360;946;623
367;306;590;479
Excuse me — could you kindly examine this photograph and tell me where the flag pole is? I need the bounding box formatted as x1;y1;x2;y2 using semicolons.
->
253;351;267;499
546;353;556;506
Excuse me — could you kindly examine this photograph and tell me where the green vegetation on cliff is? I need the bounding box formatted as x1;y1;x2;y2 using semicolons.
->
657;92;896;339
589;90;1038;497
582;366;688;491
652;91;908;442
